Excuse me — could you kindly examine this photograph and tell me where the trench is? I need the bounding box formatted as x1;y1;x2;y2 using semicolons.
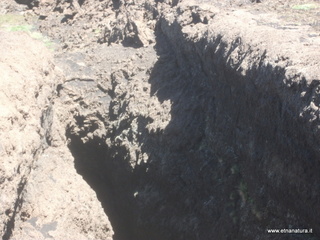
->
3;0;320;239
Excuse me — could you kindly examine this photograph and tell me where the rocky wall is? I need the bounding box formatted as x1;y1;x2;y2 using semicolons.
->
0;31;113;240
1;0;320;239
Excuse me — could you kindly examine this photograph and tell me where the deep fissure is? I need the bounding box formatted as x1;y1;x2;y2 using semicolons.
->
66;132;138;240
2;0;320;239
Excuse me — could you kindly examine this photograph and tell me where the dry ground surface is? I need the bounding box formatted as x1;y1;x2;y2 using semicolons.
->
198;0;320;32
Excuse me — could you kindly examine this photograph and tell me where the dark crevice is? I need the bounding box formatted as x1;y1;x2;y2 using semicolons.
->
112;0;121;10
65;130;140;240
61;14;76;24
2;178;27;240
78;0;85;7
14;0;39;8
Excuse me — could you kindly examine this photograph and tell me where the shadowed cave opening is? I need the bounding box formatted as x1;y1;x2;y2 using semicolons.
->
65;130;141;240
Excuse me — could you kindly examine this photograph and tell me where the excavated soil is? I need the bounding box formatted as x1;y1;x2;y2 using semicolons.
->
1;0;320;240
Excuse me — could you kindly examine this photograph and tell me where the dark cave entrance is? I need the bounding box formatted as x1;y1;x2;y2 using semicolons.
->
65;129;139;240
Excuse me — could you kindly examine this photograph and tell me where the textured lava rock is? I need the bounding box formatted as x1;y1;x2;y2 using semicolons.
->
1;0;320;240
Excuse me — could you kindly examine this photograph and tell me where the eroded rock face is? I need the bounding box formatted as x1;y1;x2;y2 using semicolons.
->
1;0;320;240
0;31;57;239
0;32;113;240
155;2;320;239
32;0;157;50
53;1;320;239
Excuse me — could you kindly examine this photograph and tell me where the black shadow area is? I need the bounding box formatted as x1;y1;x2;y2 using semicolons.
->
65;131;138;240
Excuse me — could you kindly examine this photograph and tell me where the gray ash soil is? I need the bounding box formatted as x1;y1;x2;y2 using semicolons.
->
1;0;320;240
